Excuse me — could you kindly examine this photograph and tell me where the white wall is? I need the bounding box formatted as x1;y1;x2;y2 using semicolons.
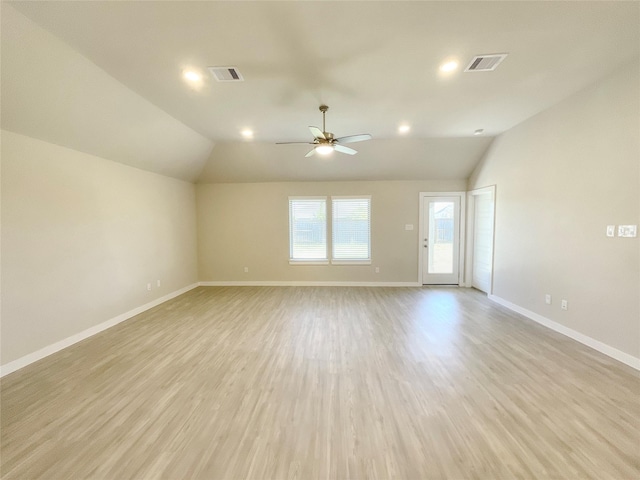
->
468;63;640;359
1;131;199;366
197;180;466;283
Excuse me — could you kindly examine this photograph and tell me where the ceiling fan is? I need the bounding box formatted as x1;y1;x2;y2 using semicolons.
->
276;105;372;157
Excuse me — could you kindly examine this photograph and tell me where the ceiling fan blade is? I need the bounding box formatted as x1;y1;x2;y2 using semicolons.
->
305;148;316;158
333;144;358;155
309;126;326;140
276;141;315;145
334;134;372;144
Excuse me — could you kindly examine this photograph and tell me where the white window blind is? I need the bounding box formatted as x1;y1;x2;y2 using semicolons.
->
332;197;371;262
289;197;327;261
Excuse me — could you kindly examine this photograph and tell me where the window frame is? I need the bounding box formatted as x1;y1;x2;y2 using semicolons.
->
288;196;329;265
330;196;372;265
288;195;372;266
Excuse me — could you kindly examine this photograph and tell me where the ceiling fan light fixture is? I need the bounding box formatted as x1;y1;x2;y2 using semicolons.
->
315;144;334;155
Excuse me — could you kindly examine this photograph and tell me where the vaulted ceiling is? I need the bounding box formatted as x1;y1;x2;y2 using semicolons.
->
2;1;639;182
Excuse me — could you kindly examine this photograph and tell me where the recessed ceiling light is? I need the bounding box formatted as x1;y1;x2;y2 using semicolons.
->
474;129;484;136
398;124;411;134
241;129;254;139
183;70;202;82
439;60;459;73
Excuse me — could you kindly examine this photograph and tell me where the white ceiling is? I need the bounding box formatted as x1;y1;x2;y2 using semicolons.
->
2;1;639;182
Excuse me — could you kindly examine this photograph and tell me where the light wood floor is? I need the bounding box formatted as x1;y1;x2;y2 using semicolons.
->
1;287;639;479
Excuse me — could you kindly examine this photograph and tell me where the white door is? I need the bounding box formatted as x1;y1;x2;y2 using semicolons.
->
421;196;461;285
472;191;494;293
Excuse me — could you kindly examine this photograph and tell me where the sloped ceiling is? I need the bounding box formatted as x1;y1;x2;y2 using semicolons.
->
1;5;213;182
2;1;639;183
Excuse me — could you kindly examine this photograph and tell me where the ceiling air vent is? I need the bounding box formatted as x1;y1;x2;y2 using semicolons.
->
464;54;508;72
208;66;244;82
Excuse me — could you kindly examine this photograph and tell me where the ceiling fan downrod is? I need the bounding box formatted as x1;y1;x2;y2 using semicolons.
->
320;105;328;135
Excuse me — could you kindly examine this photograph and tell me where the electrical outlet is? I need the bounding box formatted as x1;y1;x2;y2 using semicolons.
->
561;299;568;311
243;267;249;273
147;283;152;291
405;224;414;231
375;267;380;273
618;225;637;238
157;280;161;287
545;294;552;305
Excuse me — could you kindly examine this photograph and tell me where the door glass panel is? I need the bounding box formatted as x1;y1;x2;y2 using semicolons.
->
428;201;454;274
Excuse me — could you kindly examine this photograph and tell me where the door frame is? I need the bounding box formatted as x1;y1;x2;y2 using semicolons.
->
418;192;466;286
465;185;496;292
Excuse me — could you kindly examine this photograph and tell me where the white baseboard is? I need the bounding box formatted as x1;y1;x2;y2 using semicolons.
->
0;283;200;378
488;295;640;371
199;281;421;287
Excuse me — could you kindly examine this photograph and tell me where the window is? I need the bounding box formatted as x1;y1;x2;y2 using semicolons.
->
289;197;328;263
289;196;371;265
331;197;371;264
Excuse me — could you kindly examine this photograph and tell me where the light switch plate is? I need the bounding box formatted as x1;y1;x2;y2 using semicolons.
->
618;225;637;238
606;225;615;237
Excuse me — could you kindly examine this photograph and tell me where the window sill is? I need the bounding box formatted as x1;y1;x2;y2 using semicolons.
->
289;260;330;265
331;260;372;266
